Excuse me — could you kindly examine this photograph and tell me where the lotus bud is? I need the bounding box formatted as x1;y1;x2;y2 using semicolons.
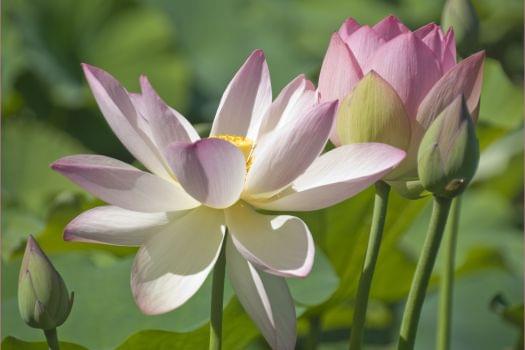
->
336;71;411;152
442;0;479;55
417;95;479;198
18;235;74;330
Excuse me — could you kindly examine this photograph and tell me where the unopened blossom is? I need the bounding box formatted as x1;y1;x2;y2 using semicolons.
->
52;50;405;349
318;15;484;192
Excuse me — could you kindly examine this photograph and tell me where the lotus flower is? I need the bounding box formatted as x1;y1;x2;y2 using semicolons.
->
51;50;405;349
319;15;484;186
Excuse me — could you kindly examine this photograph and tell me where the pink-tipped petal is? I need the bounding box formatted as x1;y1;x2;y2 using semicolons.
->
414;23;456;73
372;15;410;41
139;76;199;153
51;155;199;212
81;64;170;178
442;29;457;72
211;50;272;140
343;25;386;68
226;237;296;350
64;206;178;246
166;138;246;209
417;51;485;130
250;143;405;211
225;202;314;278
338;17;362;42
318;33;363;103
245;101;338;196
365;32;443;119
131;207;224;315
257;74;316;140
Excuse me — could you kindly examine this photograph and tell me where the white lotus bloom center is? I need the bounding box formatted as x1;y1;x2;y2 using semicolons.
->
213;134;254;170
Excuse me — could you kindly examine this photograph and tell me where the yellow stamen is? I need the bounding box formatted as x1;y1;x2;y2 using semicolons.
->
212;134;254;170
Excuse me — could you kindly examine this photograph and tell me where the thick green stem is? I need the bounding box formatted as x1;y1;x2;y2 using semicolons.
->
43;328;60;350
398;196;452;350
209;235;227;350
349;181;391;350
306;315;321;350
437;197;461;350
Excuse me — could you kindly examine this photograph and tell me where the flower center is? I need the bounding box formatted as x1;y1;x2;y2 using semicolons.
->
212;134;254;170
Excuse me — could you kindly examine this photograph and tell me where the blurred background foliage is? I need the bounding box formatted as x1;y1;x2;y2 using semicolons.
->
2;0;523;349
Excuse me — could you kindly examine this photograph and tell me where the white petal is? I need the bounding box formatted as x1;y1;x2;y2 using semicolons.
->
226;237;296;350
131;207;225;315
211;50;272;140
251;143;405;211
245;101;338;197
64;206;185;246
51;155;200;212
166;138;246;209
225;202;314;278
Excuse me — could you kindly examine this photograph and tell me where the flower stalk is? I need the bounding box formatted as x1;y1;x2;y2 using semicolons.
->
398;196;452;350
44;328;60;350
209;234;227;350
437;196;461;350
349;181;391;350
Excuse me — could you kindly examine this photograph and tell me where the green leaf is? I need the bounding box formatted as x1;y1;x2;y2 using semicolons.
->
2;253;233;350
1;336;87;350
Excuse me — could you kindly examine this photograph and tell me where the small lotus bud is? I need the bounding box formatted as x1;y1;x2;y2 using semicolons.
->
442;0;479;55
417;95;479;198
18;235;74;330
336;71;411;152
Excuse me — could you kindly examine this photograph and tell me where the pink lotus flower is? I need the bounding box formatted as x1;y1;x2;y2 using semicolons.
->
319;15;484;181
51;50;405;349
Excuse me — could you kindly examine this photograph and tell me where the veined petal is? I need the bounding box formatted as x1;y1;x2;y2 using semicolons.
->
211;50;272;140
250;143;405;211
372;15;410;41
344;25;386;68
318;33;363;104
64;206;182;246
82;64;171;179
442;29;457;72
139;76;199;153
414;23;456;73
131;207;225;315
338;17;361;42
257;74;316;140
166;138;246;209
225;202;314;277
365;32;443;119
226;237;296;350
51;155;200;212
245;101;338;197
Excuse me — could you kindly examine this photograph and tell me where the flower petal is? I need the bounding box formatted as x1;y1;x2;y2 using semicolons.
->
417;51;485;130
131;207;225;315
210;50;272;139
245;101;338;196
82;64;170;178
365;32;443;119
225;202;314;278
442;29;457;72
372;15;410;41
414;23;457;73
318;33;363;104
51;155;200;212
226;237;296;350
139;76;199;153
257;74;316;141
166;138;246;209
344;25;386;68
251;143;405;211
337;17;362;42
64;206;180;246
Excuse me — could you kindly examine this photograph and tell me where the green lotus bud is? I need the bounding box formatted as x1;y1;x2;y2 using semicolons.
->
417;95;479;198
18;235;74;330
336;71;411;151
442;0;479;55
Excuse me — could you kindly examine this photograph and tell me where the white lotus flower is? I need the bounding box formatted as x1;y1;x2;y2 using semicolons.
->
51;50;405;349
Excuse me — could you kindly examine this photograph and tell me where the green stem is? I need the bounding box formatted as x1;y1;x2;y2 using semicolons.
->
43;328;60;350
209;234;227;350
398;196;452;350
437;197;461;350
349;181;391;350
306;315;321;350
